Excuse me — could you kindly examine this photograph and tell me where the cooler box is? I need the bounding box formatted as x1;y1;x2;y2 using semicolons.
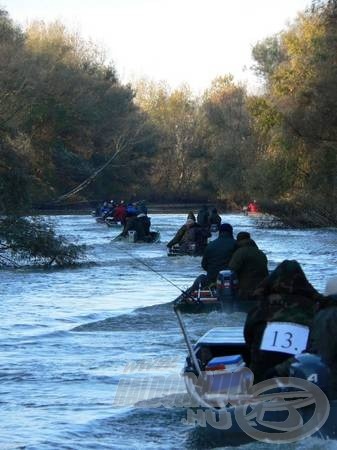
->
204;355;251;394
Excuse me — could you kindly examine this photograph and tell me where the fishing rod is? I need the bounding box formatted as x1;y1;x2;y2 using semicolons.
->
120;246;202;375
120;246;196;300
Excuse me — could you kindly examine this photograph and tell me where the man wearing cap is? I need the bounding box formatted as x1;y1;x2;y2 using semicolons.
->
192;223;237;288
228;232;268;299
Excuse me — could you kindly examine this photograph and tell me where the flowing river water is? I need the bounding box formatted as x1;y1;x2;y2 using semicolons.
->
1;213;337;450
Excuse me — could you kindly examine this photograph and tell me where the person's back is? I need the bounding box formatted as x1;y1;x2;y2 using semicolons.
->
244;260;322;382
229;232;268;299
197;205;209;228
114;203;127;224
126;203;139;217
100;201;109;216
167;219;194;249
209;208;221;229
135;214;151;240
137;201;148;215
201;223;236;283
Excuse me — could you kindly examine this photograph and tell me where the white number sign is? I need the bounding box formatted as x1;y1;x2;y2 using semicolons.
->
260;322;309;355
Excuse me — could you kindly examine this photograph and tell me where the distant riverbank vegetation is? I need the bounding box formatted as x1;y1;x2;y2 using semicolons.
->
1;1;337;235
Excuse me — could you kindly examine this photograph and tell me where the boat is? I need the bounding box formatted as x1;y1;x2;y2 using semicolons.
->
167;243;204;257
105;217;122;228
174;270;257;314
167;226;218;258
245;211;264;218
112;230;160;243
178;319;336;443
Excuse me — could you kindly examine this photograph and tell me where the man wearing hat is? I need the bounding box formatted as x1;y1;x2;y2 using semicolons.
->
192;223;236;289
228;231;268;299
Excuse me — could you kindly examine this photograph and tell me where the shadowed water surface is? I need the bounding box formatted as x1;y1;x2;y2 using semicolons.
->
1;213;337;449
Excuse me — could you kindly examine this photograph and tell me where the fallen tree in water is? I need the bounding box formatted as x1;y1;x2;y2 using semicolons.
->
0;216;86;267
260;197;337;228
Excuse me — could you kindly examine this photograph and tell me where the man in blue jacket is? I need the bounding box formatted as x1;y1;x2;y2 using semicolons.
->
192;223;237;289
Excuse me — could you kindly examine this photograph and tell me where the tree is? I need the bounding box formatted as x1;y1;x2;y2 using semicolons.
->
200;76;256;202
135;80;206;200
248;2;337;225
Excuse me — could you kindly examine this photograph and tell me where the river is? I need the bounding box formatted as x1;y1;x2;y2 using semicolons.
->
1;213;337;449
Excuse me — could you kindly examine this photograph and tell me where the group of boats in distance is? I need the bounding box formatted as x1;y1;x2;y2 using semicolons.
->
91;207;336;442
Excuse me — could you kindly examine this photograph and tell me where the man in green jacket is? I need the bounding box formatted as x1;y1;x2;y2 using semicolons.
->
192;223;236;288
244;260;322;382
229;231;268;299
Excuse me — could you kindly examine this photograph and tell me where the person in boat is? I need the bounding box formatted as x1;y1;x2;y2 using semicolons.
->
113;201;127;225
266;276;337;399
100;201;110;216
167;218;199;252
121;202;139;235
103;200;117;219
247;200;260;213
136;213;151;238
187;211;196;222
244;260;323;383
197;205;210;228
228;231;268;299
137;200;148;215
120;212;151;241
208;207;221;231
191;223;237;289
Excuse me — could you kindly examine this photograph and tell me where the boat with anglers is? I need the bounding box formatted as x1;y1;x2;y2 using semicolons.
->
167;225;219;258
176;310;336;443
174;270;257;314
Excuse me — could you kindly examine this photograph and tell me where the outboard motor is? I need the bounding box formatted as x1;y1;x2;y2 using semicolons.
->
216;270;238;301
289;353;330;394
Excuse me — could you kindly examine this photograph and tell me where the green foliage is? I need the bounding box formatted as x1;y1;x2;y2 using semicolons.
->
0;216;86;266
251;35;284;79
246;2;337;226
